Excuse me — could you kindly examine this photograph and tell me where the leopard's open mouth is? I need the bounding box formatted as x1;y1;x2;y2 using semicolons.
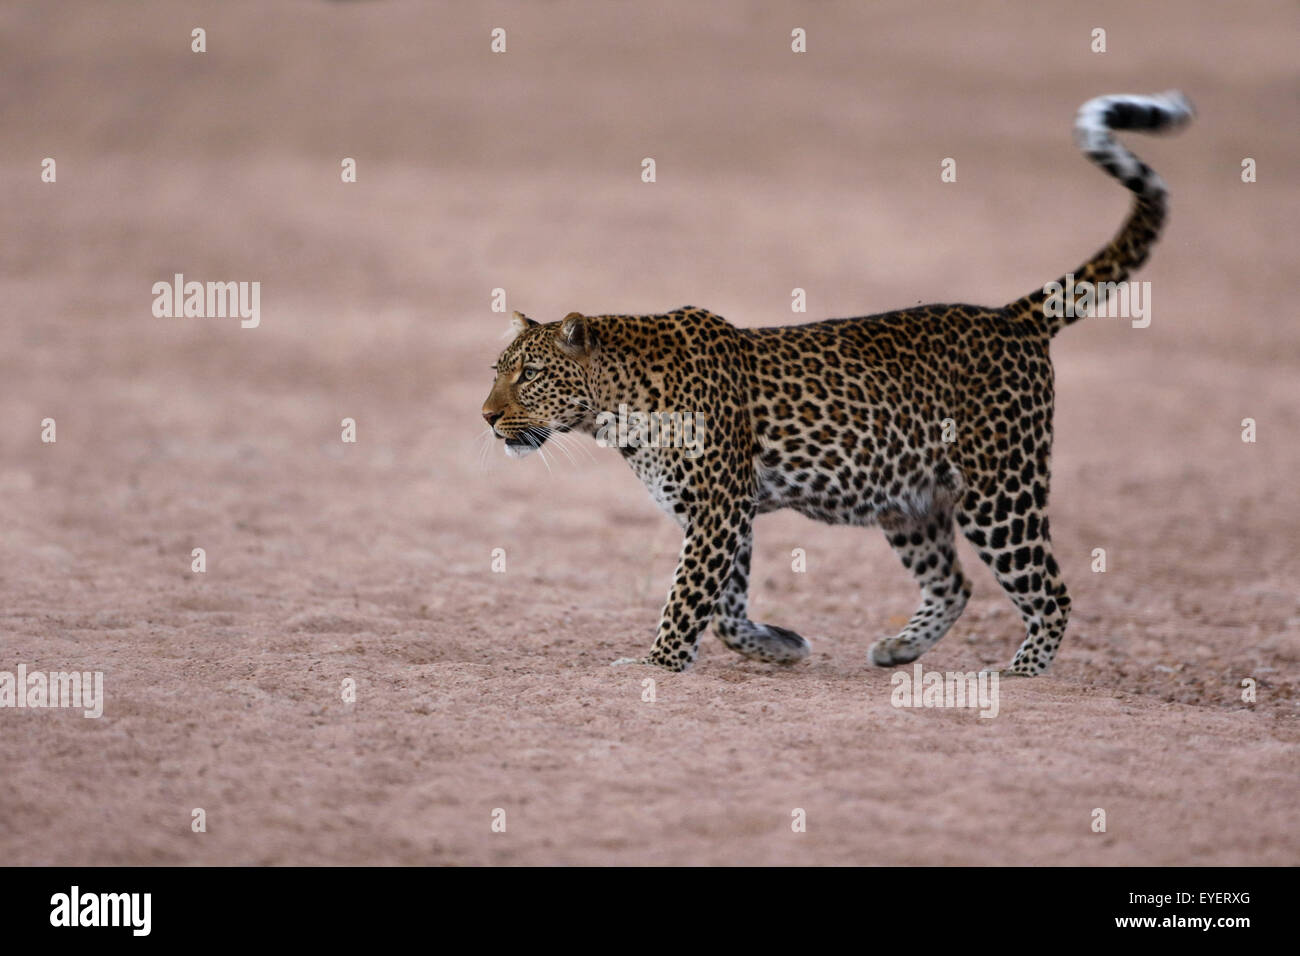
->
501;426;552;459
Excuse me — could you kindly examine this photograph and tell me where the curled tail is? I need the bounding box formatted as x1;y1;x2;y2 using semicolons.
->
1008;91;1195;336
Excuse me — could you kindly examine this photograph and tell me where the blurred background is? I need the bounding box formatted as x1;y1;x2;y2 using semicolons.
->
0;1;1295;865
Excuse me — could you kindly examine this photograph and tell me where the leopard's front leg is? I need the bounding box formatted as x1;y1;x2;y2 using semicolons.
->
629;504;751;672
607;377;758;672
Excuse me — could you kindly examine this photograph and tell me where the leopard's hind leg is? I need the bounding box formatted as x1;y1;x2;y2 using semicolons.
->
869;503;972;667
955;487;1071;676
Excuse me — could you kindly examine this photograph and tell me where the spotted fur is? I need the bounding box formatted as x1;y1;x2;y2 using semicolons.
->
481;92;1194;675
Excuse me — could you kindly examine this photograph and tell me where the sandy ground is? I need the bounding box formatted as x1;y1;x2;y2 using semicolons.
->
1;1;1296;865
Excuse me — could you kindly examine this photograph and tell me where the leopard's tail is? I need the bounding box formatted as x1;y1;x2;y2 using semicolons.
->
1007;91;1195;337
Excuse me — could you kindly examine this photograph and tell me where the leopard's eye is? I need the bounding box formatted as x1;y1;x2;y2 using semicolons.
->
519;366;542;383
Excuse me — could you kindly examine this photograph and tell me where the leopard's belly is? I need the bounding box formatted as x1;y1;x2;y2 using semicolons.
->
753;444;955;527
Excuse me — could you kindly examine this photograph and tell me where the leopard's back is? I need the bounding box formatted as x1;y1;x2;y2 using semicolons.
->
742;304;1049;525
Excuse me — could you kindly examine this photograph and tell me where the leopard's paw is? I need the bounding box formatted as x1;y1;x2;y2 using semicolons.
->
749;624;811;664
1001;660;1043;678
721;621;811;664
868;637;923;667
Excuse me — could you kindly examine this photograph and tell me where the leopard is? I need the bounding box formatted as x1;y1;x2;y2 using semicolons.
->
480;91;1194;675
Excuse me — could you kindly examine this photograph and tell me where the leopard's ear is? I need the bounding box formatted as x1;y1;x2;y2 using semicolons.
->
558;311;595;357
509;310;538;337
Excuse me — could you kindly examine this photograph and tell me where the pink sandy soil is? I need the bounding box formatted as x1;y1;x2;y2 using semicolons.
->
0;1;1296;864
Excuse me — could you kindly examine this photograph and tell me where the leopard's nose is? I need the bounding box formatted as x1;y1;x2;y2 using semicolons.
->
483;408;503;427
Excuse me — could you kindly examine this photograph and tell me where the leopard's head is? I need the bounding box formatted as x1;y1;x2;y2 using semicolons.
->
481;311;597;459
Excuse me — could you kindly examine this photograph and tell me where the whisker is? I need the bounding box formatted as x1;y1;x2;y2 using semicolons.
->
565;396;602;415
546;422;597;464
547;433;579;467
474;426;497;470
534;439;553;474
518;425;554;474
